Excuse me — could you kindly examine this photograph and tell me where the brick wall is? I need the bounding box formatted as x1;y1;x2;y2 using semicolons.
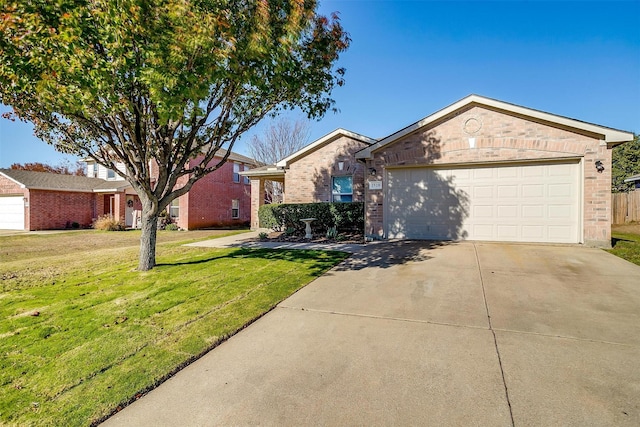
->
28;190;97;230
177;157;251;229
365;105;612;245
285;136;370;203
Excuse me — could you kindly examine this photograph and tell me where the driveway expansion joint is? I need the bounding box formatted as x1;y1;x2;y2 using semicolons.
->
492;328;639;348
474;243;516;427
277;305;491;331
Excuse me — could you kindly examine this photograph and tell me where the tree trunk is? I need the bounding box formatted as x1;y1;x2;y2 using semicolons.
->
138;211;158;271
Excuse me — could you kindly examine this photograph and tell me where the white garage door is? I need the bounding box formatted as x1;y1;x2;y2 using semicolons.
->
0;196;25;230
386;162;581;243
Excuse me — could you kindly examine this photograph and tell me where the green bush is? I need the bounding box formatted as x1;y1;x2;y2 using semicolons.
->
258;202;364;234
258;203;281;231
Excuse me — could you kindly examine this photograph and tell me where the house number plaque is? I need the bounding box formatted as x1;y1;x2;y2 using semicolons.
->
368;181;383;190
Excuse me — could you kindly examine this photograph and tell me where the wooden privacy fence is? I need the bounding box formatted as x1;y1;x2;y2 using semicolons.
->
612;191;640;224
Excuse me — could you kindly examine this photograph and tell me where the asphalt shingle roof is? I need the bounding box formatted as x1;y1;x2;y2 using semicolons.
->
0;169;126;192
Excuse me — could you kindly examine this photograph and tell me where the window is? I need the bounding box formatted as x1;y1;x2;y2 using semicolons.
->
231;199;239;218
106;168;116;179
169;199;180;219
233;163;240;183
332;176;353;202
243;165;250;184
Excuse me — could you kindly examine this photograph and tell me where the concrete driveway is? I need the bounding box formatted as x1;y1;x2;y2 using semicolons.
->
103;241;640;426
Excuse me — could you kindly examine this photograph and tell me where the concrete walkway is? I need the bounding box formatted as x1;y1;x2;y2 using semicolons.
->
103;237;640;426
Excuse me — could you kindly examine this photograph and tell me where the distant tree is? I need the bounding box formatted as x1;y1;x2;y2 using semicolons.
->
247;118;310;203
0;0;350;270
10;160;85;176
612;134;640;192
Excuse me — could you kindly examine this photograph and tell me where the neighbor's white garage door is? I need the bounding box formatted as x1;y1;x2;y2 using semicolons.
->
0;196;25;230
386;162;581;243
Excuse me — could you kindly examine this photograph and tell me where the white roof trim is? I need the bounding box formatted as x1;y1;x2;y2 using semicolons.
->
356;94;635;159
276;128;376;167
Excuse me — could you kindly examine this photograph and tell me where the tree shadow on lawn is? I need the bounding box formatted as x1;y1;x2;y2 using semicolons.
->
155;247;348;277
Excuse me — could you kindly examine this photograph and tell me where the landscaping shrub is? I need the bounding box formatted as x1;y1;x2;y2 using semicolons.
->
93;215;125;231
258;202;364;234
258;203;281;231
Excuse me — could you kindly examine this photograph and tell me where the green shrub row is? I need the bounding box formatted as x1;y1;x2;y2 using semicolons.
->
258;202;364;234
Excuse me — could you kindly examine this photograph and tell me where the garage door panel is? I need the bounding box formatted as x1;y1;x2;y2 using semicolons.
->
497;225;519;239
548;183;572;197
523;167;544;177
497;205;518;218
497;168;518;179
548;225;574;241
522;225;545;239
548;204;573;218
522;184;544;197
497;185;518;198
522;205;544;218
473;168;494;179
473;186;493;198
472;224;494;239
386;162;580;243
473;205;493;217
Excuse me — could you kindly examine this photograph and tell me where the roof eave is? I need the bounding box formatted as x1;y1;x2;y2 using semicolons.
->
276;128;377;168
356;94;635;159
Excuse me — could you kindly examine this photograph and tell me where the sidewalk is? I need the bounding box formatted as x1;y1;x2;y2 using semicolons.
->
185;230;370;254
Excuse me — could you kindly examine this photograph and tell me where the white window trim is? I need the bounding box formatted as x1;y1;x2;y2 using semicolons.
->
231;199;239;218
233;163;241;183
332;175;354;202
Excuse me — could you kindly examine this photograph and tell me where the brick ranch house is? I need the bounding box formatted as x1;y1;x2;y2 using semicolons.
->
242;95;634;247
0;150;254;231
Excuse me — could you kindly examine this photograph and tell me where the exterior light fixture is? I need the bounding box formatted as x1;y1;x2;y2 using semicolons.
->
595;160;604;173
369;167;377;176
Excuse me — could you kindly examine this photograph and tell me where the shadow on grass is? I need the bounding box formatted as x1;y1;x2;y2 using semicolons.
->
611;237;635;248
156;248;348;277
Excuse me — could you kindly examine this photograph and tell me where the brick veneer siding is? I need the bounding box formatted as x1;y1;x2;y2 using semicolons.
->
250;179;265;230
175;157;251;230
28;190;97;230
285;136;370;203
364;105;613;246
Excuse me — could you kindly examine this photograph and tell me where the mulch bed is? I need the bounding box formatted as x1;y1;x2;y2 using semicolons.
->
254;231;365;244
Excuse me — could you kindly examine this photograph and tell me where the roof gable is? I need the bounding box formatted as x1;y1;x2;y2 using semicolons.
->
276;128;376;168
356;95;635;159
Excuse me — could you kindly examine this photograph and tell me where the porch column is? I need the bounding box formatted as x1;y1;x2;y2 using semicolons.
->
250;178;265;230
114;192;126;224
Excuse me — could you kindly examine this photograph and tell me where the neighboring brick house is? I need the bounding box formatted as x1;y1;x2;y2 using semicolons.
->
0;149;254;230
0;169;127;230
241;129;377;230
242;95;634;247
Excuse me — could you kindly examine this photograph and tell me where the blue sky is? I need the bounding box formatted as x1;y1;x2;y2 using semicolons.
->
1;0;638;168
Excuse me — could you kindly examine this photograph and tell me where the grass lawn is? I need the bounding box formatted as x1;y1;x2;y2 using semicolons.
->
609;223;640;266
0;230;348;426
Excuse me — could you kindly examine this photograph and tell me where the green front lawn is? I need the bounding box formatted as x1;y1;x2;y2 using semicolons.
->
0;231;348;426
609;224;640;266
